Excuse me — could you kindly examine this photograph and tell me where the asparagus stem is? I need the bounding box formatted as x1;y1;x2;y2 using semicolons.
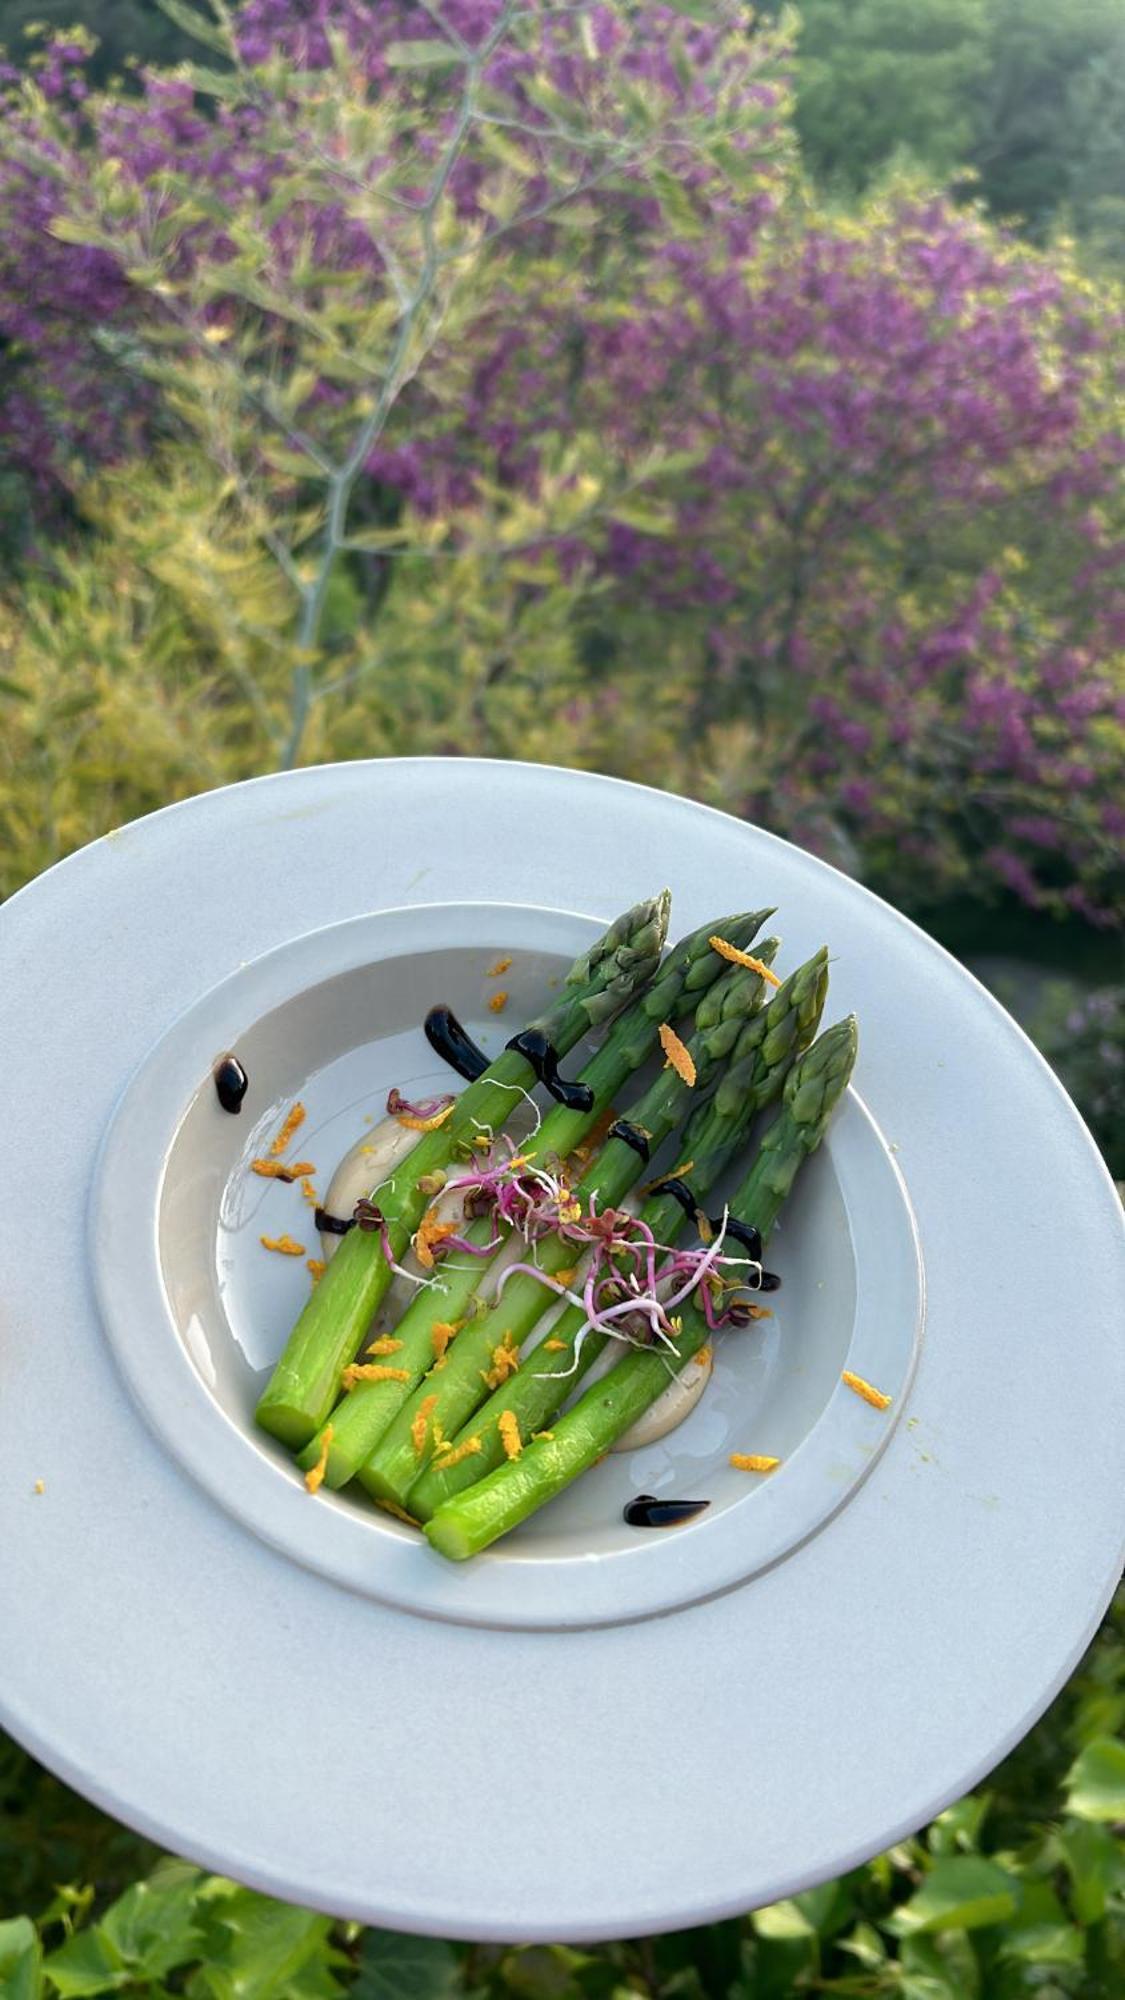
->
360;951;783;1509
408;944;829;1516
254;890;670;1448
424;1016;858;1560
298;909;776;1485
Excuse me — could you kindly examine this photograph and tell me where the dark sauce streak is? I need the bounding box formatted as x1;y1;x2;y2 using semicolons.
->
624;1494;711;1529
425;1005;490;1082
609;1119;651;1162
649;1176;698;1222
716;1216;763;1261
314;1207;354;1237
213;1054;248;1114
506;1029;594;1113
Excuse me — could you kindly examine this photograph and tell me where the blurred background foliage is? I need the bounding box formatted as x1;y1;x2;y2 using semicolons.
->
0;1;1122;1992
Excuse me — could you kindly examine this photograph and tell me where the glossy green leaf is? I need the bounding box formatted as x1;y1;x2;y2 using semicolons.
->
0;1919;42;2000
1058;1818;1125;1925
41;1930;126;1999
885;1857;1021;1936
352;1928;461;2000
1064;1735;1125;1821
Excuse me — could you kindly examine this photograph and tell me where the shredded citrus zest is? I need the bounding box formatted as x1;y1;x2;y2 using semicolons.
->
730;1452;780;1473
414;1211;458;1268
842;1370;892;1411
658;1021;697;1086
709;936;781;986
555;1265;578;1287
33;1479;45;1494
270;1102;306;1156
366;1336;404;1356
251;1158;301;1181
301;1178;319;1206
260;1233;305;1256
486;956;512;976
304;1426;333;1493
543;1338;568;1352
306;1257;326;1283
342;1363;411;1389
531;1430;554;1443
747;1304;772;1319
393;1103;455;1133
431;1320;461;1362
498;1410;522;1460
432;1435;481;1470
488;990;510;1013
376;1497;421;1527
482;1336;520;1390
412;1394;439;1456
695;1345;712;1370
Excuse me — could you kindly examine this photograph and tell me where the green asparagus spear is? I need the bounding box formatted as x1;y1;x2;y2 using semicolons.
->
408;946;830;1516
255;891;671;1448
360;949;783;1510
424;1015;858;1560
297;908;775;1486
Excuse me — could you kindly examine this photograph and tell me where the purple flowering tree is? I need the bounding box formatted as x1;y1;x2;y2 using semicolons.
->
1;3;1122;921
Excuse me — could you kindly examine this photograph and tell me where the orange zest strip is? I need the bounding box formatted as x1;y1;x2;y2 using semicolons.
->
488;990;510;1014
300;1178;320;1206
482;1337;520;1390
431;1320;461;1363
376;1497;421;1527
270;1102;306;1156
306;1258;326;1283
658;1021;697;1086
543;1338;568;1352
260;1234;306;1256
531;1430;554;1443
709;936;782;986
414;1213;459;1269
842;1370;892;1411
366;1336;404;1356
392;1103;455;1133
412;1393;439;1457
498;1410;522;1460
304;1426;333;1493
342;1363;411;1389
431;1435;481;1470
730;1452;780;1473
486;956;512;976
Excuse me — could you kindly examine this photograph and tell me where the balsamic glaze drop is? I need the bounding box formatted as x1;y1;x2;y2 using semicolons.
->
608;1119;651;1162
425;1005;489;1082
715;1216;763;1261
505;1028;594;1113
624;1494;711;1529
213;1054;248;1114
314;1207;354;1237
649;1175;698;1222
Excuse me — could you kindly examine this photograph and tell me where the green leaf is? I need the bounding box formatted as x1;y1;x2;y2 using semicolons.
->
885;1857;1021;1936
0;676;31;702
99;1866;205;1980
155;0;233;58
1058;1819;1125;1924
1063;1735;1125;1821
0;1918;42;2000
609;501;676;536
752;1900;814;1941
191;1890;337;2000
901;1928;981;2000
384;41;463;71
42;1929;126;1999
928;1794;990;1857
352;1929;461;2000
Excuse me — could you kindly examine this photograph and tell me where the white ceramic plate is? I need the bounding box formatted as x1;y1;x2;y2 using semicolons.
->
89;901;921;1630
1;759;1122;1944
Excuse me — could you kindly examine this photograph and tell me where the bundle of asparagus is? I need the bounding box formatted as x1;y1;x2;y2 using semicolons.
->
253;890;858;1559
